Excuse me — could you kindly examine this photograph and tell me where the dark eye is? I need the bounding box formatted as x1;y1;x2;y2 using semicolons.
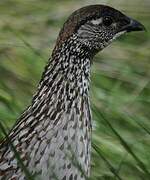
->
103;16;113;26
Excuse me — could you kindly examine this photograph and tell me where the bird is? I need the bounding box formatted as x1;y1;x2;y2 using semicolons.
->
0;4;145;180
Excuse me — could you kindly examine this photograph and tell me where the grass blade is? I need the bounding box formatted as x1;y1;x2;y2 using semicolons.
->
92;142;123;180
92;104;150;178
0;121;34;180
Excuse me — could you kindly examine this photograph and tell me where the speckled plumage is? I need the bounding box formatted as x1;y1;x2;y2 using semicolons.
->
0;4;145;180
0;35;92;180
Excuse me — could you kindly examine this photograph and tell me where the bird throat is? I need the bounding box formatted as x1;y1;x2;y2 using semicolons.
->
32;34;92;126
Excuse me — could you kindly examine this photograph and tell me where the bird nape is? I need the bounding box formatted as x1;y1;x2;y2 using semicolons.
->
0;4;145;180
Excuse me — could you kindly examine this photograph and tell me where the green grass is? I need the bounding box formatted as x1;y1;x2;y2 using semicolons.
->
0;0;150;179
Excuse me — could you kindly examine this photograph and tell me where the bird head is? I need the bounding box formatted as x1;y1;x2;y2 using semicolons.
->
56;5;145;54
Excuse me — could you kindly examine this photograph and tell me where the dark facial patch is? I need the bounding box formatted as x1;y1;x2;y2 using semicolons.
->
103;16;114;27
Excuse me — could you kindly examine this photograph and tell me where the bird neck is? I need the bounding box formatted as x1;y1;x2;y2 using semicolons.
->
33;35;93;104
7;35;92;179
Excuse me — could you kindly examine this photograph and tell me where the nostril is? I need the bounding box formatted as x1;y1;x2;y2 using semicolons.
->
119;18;130;27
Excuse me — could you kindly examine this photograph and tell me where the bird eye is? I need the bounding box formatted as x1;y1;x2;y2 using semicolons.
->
103;16;113;27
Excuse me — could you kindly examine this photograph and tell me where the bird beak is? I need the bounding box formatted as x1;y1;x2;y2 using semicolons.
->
120;18;146;33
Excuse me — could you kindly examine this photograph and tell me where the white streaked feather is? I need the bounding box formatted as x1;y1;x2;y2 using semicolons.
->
91;18;102;25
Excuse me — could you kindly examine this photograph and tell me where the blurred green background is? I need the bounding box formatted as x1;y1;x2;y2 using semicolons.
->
0;0;150;179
